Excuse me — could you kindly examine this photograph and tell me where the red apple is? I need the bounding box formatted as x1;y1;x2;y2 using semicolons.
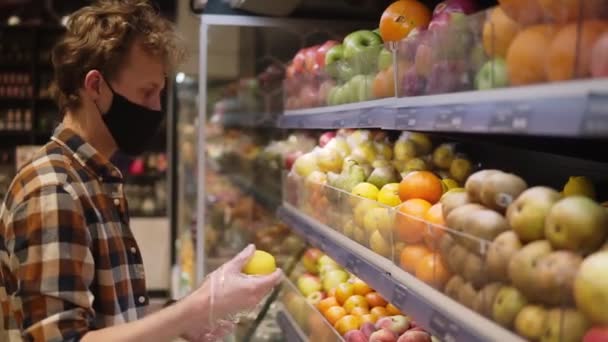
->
345;330;368;342
375;316;411;335
361;322;378;339
292;48;307;73
316;40;339;68
397;330;432;342
302;248;323;273
584;327;608;342
284;151;303;170
370;329;398;342
299;85;318;108
319;132;337;147
305;45;321;73
591;33;608;78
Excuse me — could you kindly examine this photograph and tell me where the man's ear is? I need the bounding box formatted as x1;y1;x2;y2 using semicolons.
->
83;70;103;100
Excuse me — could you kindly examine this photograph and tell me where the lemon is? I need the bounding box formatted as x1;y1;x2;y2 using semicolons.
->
242;250;276;275
351;182;380;201
378;183;402;207
563;176;596;199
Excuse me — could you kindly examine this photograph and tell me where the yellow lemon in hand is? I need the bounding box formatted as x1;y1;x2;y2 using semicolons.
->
242;250;276;275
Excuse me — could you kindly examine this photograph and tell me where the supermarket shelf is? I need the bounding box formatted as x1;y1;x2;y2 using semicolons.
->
279;79;608;137
228;173;280;209
276;306;307;342
278;203;525;342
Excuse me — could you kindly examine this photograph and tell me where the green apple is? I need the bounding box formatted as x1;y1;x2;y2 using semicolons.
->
327;85;340;106
343;30;383;59
545;196;608;255
377;48;393;71
297;274;322;296
325;44;345;66
322;269;349;292
475;58;509;90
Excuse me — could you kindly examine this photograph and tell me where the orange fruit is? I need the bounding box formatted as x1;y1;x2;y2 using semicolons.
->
352;279;373;296
370;306;390;318
343;295;370;314
335;283;355;305
360;313;379;324
415;253;452;289
422;203;447;250
506;24;557;85
538;0;608;23
498;0;544;25
547;21;608;82
324;306;347;326
350;306;370;316
386;303;402;316
365;292;388;307
334;315;361;336
380;0;432;42
399;171;443;204
399;244;432;273
395;199;432;243
482;7;520;58
318;297;339;313
327;287;337;298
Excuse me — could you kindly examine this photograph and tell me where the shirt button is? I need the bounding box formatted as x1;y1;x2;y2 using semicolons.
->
113;198;120;206
138;296;146;304
130;246;137;254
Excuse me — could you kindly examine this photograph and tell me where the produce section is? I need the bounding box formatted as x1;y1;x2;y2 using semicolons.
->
182;0;608;341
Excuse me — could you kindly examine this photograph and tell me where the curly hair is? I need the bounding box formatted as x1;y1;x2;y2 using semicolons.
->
51;0;185;112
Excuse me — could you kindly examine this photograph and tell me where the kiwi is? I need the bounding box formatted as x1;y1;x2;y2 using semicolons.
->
473;282;503;318
465;169;502;203
461;209;509;254
444;275;465;299
445;203;485;243
479;172;528;212
486;231;523;282
462;252;489;289
447;244;470;275
458;282;478;309
440;191;472;218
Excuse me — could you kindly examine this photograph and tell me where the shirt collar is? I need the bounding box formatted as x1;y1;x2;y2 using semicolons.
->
51;124;123;182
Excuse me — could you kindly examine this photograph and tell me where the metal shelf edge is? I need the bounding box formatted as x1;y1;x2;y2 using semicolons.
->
278;204;525;342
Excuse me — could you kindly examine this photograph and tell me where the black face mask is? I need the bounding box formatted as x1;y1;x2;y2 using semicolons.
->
97;78;164;156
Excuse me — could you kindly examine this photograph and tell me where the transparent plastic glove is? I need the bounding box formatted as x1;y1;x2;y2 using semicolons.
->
184;319;236;342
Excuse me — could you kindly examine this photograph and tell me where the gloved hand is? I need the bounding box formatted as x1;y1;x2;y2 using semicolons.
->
183;244;283;341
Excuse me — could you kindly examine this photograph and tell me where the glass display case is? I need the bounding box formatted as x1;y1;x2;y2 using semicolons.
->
172;2;608;342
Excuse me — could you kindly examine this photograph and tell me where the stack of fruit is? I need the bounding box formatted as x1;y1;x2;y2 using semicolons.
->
289;248;438;341
284;41;339;110
287;130;474;290
440;170;608;341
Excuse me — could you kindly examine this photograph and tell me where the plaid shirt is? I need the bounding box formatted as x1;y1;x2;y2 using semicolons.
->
0;125;148;341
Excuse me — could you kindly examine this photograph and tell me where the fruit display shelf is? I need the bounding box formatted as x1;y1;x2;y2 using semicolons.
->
279;79;608;137
276;307;309;342
277;203;524;342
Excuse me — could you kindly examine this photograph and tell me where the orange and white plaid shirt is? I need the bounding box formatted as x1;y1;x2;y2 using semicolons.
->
0;125;148;341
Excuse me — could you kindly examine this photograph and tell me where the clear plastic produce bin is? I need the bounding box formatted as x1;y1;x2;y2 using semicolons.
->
283;172;599;339
280;278;344;342
395;4;608;97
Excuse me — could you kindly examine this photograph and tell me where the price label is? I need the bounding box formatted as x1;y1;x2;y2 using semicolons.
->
582;95;608;135
488;110;529;132
395;111;418;129
346;258;362;275
434;110;464;130
358;113;373;127
429;310;460;342
391;284;409;309
332;119;345;128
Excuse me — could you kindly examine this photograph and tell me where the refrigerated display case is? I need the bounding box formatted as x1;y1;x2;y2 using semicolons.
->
174;1;608;341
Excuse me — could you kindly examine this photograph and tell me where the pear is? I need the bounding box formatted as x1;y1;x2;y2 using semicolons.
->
404;157;428;172
486;231;522;283
369;230;392;258
535;251;582;306
480;172;528;212
354;200;380;227
508;240;552;301
372;159;391;168
316;147;343;173
374;141;393;160
432;143;456;169
458;282;478;308
367;166;398;189
492;286;528;328
563;176;596;199
541;308;590;342
450;157;473;183
465;169;502;203
506;186;561;243
574;251;608;325
407;132;432;155
444;275;465;299
515;305;548;341
293;151;320;178
363;207;393;239
440;190;471;218
461;209;509;255
462;252;488;288
350;141;376;164
472;282;503;318
337;161;367;192
394;139;417;161
545;196;608;255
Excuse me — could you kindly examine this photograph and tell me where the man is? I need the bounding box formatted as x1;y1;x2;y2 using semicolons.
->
0;1;282;341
